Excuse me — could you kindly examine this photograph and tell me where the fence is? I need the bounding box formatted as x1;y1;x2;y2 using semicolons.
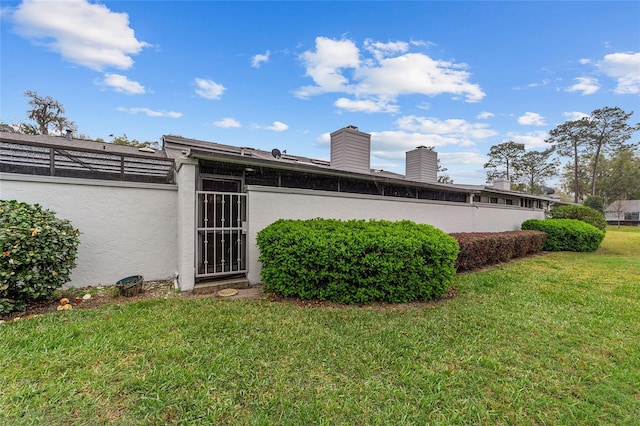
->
0;139;174;184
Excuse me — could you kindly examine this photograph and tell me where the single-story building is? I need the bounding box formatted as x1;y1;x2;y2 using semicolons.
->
1;126;562;291
605;200;640;225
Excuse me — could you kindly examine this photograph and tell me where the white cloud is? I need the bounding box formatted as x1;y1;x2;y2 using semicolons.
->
355;53;485;102
363;39;409;61
117;107;182;118
579;58;591;65
517;112;546;126
438;151;486;166
477;111;495;120
334;98;399;113
598;52;640;94
213;118;241;128
296;36;485;108
506;130;549;150
566;76;600;95
370;130;477;160
251;50;270;68
194;78;226;100
563;111;589;121
98;73;145;94
12;0;148;71
396;116;497;139
256;121;288;132
527;79;550;88
296;37;360;98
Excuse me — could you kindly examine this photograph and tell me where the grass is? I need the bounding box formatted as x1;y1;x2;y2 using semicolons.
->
1;227;639;425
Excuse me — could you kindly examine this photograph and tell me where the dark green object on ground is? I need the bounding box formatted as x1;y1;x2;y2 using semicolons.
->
116;275;144;297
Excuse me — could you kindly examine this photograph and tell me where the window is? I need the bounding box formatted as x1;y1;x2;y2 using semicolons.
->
506;199;513;205
490;197;498;204
339;178;382;195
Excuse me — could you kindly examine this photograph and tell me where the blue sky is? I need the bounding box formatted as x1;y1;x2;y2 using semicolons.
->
1;1;639;184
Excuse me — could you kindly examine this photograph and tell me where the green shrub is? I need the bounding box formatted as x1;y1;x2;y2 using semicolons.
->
0;200;80;313
548;205;607;232
451;231;547;272
257;219;459;304
521;219;604;252
583;196;605;214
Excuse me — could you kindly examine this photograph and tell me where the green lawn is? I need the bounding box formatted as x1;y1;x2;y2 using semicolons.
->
1;227;639;425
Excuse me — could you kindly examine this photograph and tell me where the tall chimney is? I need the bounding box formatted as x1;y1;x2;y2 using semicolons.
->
492;178;511;190
406;146;437;183
330;125;371;174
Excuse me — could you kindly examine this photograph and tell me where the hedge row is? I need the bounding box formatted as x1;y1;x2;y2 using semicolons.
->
521;219;604;252
548;205;607;232
450;231;547;272
257;219;459;304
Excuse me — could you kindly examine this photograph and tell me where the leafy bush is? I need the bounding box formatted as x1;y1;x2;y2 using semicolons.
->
521;219;604;252
451;231;547;272
0;200;80;313
257;219;459;304
548;205;607;232
583;196;604;214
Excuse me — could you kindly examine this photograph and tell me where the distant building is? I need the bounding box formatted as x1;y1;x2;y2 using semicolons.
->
605;200;640;225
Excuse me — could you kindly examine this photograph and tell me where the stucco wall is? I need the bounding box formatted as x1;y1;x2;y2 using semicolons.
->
246;186;546;284
1;173;178;288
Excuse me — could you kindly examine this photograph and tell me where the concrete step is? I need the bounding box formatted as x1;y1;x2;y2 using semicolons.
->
193;277;250;295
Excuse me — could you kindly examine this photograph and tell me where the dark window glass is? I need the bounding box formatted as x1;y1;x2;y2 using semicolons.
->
202;179;241;192
339;178;383;195
280;171;339;191
245;168;279;187
384;184;416;198
200;161;244;177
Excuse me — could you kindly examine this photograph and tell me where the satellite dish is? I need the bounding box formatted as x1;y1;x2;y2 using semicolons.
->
271;148;282;159
542;186;555;195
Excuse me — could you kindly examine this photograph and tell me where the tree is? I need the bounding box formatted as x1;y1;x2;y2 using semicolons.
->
483;141;525;182
584;107;639;196
600;147;640;200
514;148;559;194
24;90;76;135
437;159;453;184
546;118;590;203
109;133;160;149
583;196;604;214
606;198;627;227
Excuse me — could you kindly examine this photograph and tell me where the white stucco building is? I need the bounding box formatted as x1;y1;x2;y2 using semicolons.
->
1;127;560;291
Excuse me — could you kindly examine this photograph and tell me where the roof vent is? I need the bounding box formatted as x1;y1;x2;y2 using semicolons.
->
271;148;282;159
65;129;73;140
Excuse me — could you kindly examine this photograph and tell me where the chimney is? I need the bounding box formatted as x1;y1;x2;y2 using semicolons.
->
330;125;371;174
492;178;511;190
65;129;73;140
405;146;437;183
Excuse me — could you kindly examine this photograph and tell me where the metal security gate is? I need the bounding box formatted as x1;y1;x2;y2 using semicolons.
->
196;191;247;279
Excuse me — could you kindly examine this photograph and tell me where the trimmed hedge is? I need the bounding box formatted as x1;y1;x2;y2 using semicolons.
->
521;219;604;252
450;231;547;272
548;205;607;232
1;200;80;313
257;219;459;304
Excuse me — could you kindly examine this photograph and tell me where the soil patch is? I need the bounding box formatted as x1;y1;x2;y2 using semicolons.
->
1;281;265;322
2;281;457;323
